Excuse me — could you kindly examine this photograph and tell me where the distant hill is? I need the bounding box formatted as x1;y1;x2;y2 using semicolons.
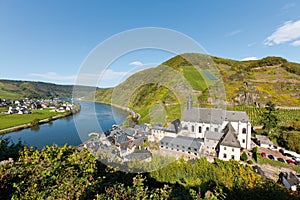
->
95;53;300;123
0;80;94;99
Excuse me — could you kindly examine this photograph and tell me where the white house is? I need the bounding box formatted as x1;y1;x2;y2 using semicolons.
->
217;123;241;161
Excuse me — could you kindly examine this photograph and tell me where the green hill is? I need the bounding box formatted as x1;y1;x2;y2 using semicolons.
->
95;53;300;123
0;80;94;99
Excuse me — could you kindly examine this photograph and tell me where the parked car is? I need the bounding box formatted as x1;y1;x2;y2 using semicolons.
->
268;155;276;160
292;157;300;162
261;152;267;158
286;159;295;165
284;153;293;157
279;149;285;155
277;158;286;163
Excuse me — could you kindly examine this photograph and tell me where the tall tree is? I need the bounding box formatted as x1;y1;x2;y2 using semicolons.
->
261;101;278;134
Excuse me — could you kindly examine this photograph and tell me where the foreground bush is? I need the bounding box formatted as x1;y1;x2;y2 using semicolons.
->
0;145;99;199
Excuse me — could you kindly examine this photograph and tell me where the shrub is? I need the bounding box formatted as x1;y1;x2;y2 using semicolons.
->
241;151;248;161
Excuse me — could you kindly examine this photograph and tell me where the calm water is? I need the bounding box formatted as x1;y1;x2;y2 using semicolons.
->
3;101;128;149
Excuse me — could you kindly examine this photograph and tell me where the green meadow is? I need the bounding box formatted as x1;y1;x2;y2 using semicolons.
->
0;109;62;130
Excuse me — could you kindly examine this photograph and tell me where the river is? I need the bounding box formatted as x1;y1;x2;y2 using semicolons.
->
3;101;128;149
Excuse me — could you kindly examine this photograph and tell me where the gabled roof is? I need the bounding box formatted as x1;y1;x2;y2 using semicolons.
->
182;108;250;124
160;135;202;149
124;149;152;160
168;119;181;133
280;172;300;186
219;123;241;148
182;108;225;124
255;135;274;146
205;131;223;141
117;134;130;144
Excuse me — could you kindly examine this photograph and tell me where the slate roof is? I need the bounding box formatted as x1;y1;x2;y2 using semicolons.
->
182;108;250;124
160;135;202;149
205;131;223;141
168;119;181;133
255;135;274;146
152;126;177;133
122;128;136;137
280;172;300;186
219;123;241;148
124;149;152;161
117;134;130;144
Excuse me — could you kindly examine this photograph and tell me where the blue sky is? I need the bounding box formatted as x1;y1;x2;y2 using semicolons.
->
0;0;299;87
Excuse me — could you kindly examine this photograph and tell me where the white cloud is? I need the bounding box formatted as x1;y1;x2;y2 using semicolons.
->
129;61;144;66
291;40;300;46
264;19;300;46
29;72;76;81
241;57;258;61
225;30;242;37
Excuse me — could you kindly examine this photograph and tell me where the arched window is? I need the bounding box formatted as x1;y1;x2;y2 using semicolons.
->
191;125;195;132
206;127;209;131
199;126;202;133
242;128;246;134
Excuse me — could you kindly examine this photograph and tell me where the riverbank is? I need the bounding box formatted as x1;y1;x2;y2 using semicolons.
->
0;104;81;135
95;101;141;121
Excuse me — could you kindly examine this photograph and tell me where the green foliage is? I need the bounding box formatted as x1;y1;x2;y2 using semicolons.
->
260;101;278;134
182;66;207;91
31;118;40;126
248;56;287;69
252;147;258;162
241;151;248;161
231;105;300;127
97;174;171;200
282;62;300;75
277;130;300;154
0;145;99;199
0;137;23;161
128;83;180;123
162;54;191;69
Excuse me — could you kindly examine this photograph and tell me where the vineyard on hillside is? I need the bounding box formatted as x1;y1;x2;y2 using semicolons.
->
230;105;300;126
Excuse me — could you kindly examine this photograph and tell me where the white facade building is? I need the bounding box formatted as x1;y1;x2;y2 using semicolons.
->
181;108;251;150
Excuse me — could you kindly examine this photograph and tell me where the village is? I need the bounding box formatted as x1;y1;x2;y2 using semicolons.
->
81;97;300;192
0;98;76;115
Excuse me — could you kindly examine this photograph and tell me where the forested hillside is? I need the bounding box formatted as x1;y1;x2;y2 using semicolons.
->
0;80;94;99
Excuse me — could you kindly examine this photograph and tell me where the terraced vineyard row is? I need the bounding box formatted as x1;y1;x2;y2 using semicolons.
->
230;105;300;126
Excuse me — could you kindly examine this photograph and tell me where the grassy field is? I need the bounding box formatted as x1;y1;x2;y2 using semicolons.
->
181;66;217;91
0;109;63;130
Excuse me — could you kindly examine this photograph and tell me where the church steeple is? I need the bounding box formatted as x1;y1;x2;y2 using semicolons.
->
187;95;192;110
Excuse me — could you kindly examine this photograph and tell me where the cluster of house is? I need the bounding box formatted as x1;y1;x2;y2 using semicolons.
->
1;98;75;114
80;124;152;162
83;97;252;164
